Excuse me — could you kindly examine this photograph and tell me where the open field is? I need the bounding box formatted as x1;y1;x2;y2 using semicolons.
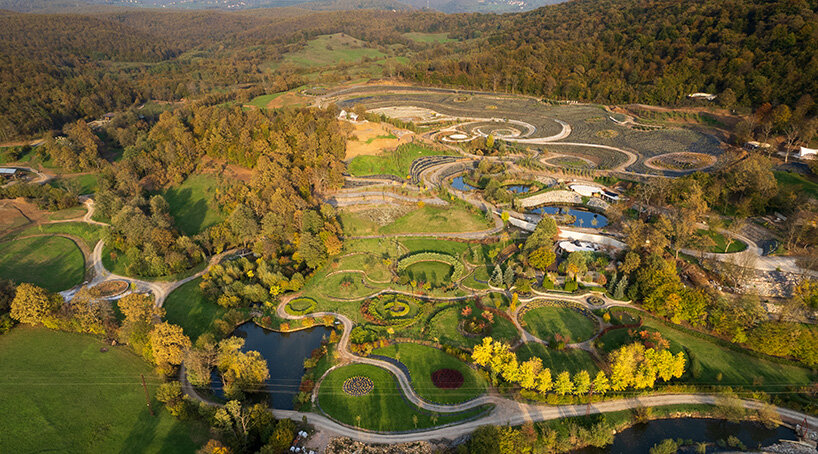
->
775;171;818;199
345;122;407;159
0;327;206;453
372;343;486;404
515;343;599;375
379;205;492;235
49;174;100;195
317;363;488;431
347;143;454;177
162;174;224;236
596;313;816;388
277;34;386;69
340;204;491;236
0;236;85;291
402;32;455;44
163;278;228;342
520;306;597;343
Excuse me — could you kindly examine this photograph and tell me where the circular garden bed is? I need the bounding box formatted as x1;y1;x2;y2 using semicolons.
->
286;297;317;315
342;376;374;396
431;368;464;389
92;279;129;298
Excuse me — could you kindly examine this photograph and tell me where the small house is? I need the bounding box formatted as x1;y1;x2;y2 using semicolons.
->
799;146;817;159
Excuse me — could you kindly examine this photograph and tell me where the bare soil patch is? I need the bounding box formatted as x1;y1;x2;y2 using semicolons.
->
345;122;412;159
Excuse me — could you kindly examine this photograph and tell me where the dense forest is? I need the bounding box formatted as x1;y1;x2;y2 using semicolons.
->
2;0;816;140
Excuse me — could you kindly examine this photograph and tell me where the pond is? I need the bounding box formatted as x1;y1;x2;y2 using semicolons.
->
573;418;797;453
504;184;532;194
451;175;477;191
211;321;332;410
529;205;608;228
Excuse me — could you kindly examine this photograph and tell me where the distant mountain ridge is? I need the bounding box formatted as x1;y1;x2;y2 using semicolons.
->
0;0;566;13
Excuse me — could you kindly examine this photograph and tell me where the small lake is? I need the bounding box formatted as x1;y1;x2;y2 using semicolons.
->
504;184;532;194
451;175;477;191
211;322;332;410
529;205;608;228
573;418;796;453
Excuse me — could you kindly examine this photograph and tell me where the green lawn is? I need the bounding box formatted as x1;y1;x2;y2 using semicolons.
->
401;238;471;256
427;306;519;349
402;261;452;287
162;175;224;236
775;171;818;199
163;278;228;342
0;326;207;453
18;222;102;250
371;343;487;404
520;306;597;343
380;205;492;235
695;229;748;253
515;343;599;375
347;143;454;178
49;174;100;195
0;146;59;170
248;92;284;109
317;363;489;431
402;32;456;44
0;236;85;291
595;314;815;388
280;33;386;68
462;266;490;290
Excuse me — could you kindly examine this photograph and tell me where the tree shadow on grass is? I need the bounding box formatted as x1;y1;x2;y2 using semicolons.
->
164;187;210;236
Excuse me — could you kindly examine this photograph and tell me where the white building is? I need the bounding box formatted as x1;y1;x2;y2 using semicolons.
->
799;146;817;159
558;240;598;253
745;141;772;151
688;93;717;101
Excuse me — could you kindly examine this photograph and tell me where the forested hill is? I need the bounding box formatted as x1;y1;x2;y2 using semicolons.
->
400;0;818;108
1;0;816;140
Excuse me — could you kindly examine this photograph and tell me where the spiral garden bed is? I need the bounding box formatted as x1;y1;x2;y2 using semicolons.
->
431;368;464;389
342;376;374;396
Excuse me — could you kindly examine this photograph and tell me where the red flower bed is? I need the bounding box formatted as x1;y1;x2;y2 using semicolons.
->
431;368;464;389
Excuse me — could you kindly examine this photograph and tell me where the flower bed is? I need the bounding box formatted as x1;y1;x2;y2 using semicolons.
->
92;279;129;298
342;376;374;396
431;368;464;389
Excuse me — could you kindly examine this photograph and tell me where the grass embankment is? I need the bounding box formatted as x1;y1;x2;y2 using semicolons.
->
775;170;818;199
0;327;207;453
317;363;489;431
18;221;102;250
596;313;815;388
163;278;228;342
347;143;453;178
521;307;597;343
695;229;748;253
371;343;487;404
162;174;224;236
48;205;88;221
0;236;85;291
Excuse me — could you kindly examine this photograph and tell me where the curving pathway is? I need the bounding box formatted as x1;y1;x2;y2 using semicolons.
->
230;295;818;449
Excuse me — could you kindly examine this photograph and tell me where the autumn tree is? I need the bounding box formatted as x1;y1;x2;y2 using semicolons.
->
217;337;270;399
149;322;191;375
9;283;61;326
